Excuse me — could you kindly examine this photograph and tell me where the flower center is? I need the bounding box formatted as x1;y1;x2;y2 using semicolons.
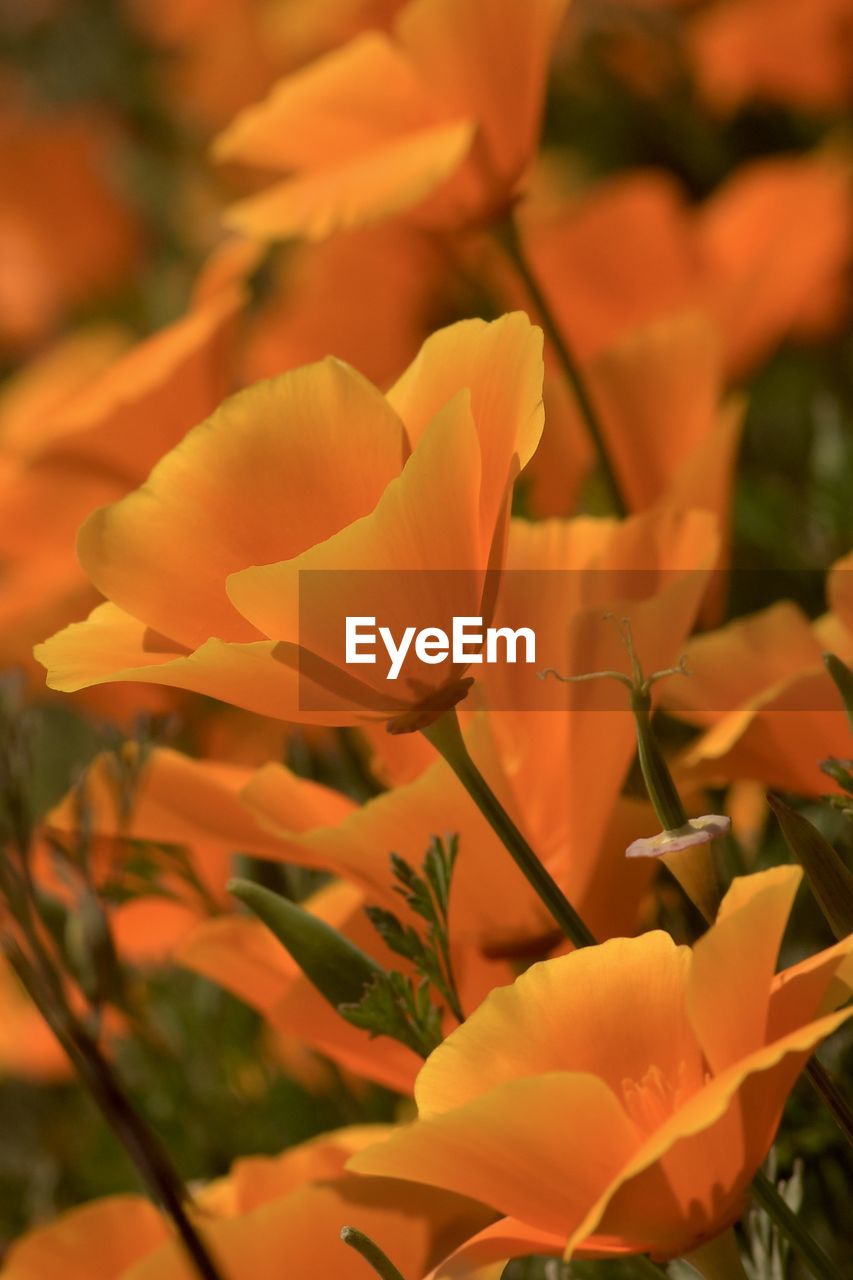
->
621;1062;689;1132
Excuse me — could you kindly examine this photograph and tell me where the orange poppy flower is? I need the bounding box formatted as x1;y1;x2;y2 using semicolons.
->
0;283;242;704
0;104;140;353
36;312;544;731
520;150;852;379
1;1126;489;1280
214;0;568;240
243;223;466;390
688;0;853;115
350;865;853;1265
126;0;406;133
525;310;743;536
661;554;853;795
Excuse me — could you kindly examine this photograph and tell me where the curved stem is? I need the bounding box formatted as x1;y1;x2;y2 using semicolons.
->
752;1169;842;1280
341;1226;408;1280
494;215;627;517
6;942;226;1280
421;708;597;948
805;1058;853;1148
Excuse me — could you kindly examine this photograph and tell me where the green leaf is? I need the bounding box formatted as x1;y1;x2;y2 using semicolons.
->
339;972;442;1058
229;878;385;1010
767;795;853;940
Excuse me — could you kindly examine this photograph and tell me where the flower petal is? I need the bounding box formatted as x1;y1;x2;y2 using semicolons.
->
77;359;406;649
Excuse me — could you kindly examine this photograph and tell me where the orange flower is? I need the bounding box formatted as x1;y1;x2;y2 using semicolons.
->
243;224;466;390
661;554;853;794
521;151;852;378
126;0;406;132
688;0;853;115
525;310;743;539
0;104;140;353
37;313;544;731
350;865;853;1265
0;283;242;705
214;0;568;240
1;1126;489;1280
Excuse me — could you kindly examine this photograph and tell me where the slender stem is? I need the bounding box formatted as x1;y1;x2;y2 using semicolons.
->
752;1169;842;1280
805;1058;853;1148
5;941;227;1280
341;1226;408;1280
421;709;597;948
495;215;627;516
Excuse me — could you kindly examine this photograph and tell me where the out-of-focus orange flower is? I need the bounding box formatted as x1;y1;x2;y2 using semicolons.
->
1;1125;489;1280
661;554;853;794
37;313;544;731
522;151;852;378
525;310;744;537
214;0;568;240
0;104;140;353
350;865;853;1266
125;0;406;133
243;224;469;390
0;284;241;707
0;955;72;1081
688;0;853;115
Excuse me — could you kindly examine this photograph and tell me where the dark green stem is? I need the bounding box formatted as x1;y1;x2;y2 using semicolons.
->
752;1170;842;1280
805;1059;853;1148
341;1226;408;1280
5;942;227;1280
631;689;690;832
495;215;627;516
421;709;597;948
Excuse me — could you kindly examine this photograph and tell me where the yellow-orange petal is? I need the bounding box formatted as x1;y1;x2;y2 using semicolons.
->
226;390;485;715
77;358;406;649
351;1072;639;1236
223;119;476;242
214;31;449;172
397;0;568;188
387;312;544;544
565;1004;852;1259
414;932;703;1121
122;1181;431;1280
687;865;802;1073
2;1195;167;1280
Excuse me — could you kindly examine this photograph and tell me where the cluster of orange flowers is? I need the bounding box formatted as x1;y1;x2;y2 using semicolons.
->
0;1;851;1278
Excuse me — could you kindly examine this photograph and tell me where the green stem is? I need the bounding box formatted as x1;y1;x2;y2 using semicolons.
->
5;942;227;1280
495;215;627;517
805;1058;853;1148
752;1169;842;1280
631;690;689;832
421;709;597;948
341;1226;408;1280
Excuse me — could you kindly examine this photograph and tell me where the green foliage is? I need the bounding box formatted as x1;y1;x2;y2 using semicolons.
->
339;837;463;1056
